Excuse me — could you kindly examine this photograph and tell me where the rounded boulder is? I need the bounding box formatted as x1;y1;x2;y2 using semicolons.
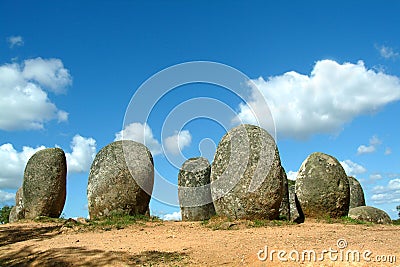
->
23;148;67;219
295;152;350;218
210;124;283;220
348;176;366;208
87;140;154;219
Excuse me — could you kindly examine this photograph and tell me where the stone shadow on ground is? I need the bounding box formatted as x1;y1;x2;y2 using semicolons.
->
0;245;189;267
0;246;125;267
0;224;61;246
0;223;189;266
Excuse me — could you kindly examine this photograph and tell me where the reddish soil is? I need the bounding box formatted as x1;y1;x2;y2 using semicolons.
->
0;219;399;266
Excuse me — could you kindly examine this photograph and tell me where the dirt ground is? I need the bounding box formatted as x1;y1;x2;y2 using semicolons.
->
0;219;399;267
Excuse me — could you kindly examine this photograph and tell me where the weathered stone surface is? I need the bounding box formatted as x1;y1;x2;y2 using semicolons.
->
295;152;350;218
289;185;304;223
23;148;67;219
279;168;290;220
178;157;216;221
87;140;154;219
348;176;366;208
9;206;17;223
76;217;88;224
210;124;283;220
9;187;24;223
349;206;391;224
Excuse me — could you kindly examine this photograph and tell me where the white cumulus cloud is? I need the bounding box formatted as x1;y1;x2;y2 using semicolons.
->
357;135;382;155
369;174;383;180
7;35;24;48
286;170;298;181
57;110;69;122
371;178;400;204
0;58;71;131
236;60;400;139
164;130;192;155
376;45;399;60
340;160;367;177
369;136;382;146
0;144;46;189
65;135;97;173
384;147;392;155
163;211;181;221
0;135;96;189
0;190;15;206
115;122;162;155
22;57;72;94
357;145;376;155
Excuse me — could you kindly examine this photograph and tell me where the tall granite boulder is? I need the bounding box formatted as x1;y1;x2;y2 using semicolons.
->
178;157;216;221
289;185;304;223
349;206;391;224
23;148;67;219
295;152;350;218
278;168;290;220
210;124;283;220
348;176;366;208
9;187;25;223
87;140;154;219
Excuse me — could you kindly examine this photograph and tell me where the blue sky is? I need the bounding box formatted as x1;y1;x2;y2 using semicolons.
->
1;1;399;220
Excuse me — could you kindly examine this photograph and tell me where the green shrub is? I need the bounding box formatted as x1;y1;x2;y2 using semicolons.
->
0;205;13;224
392;219;400;225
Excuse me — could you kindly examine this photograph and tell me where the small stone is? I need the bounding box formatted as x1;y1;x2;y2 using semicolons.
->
76;217;88;224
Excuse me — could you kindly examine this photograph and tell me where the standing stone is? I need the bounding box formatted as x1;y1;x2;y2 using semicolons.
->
210;124;283;220
9;207;17;223
348;176;366;208
295;152;350;218
288;185;304;223
23;148;67;219
278;167;290;220
178;157;216;221
87;140;154;219
9;187;25;223
349;206;391;224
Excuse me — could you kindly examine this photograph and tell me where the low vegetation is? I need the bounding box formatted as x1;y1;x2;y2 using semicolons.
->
392;219;400;225
32;213;163;232
199;214;392;230
315;215;373;225
287;179;295;187
87;213;163;230
200;216;295;230
33;216;66;223
11;209;400;230
338;216;373;225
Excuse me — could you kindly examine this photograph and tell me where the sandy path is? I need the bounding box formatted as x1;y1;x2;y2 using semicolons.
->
0;220;399;266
